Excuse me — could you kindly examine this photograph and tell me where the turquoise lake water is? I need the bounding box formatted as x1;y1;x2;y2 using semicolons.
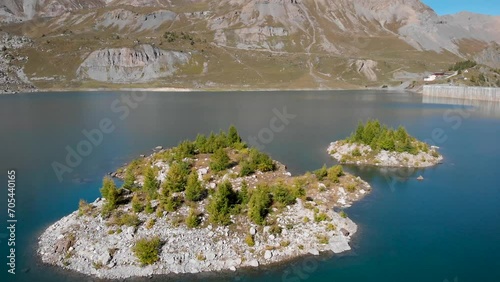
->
0;90;499;282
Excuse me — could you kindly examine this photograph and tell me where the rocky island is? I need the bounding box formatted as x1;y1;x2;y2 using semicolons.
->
38;127;371;279
328;120;443;167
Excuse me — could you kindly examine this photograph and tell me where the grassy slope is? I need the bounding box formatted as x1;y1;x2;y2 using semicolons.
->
2;3;484;91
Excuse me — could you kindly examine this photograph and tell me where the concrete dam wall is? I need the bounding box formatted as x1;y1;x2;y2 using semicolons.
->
423;85;500;102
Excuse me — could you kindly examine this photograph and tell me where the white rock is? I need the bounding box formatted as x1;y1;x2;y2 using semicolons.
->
250;227;256;235
308;249;320;256
229;266;236;271
248;259;259;267
264;250;273;260
234;258;242;265
205;252;216;260
99;252;111;264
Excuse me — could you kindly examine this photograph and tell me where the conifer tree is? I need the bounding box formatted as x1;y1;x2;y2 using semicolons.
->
143;166;159;199
185;171;206;201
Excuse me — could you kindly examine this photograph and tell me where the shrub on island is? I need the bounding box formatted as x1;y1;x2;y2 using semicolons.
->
142;166;159;199
100;176;119;216
207;181;239;225
347;119;428;154
162;161;190;193
133;236;162;266
101;126;354;230
209;148;231;172
248;185;273;225
185;171;207;202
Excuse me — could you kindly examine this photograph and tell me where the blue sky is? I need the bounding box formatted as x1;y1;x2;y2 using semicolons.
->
421;0;500;15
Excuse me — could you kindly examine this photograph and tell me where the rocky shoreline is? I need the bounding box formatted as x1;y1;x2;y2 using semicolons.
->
38;196;360;279
38;133;372;279
328;140;443;167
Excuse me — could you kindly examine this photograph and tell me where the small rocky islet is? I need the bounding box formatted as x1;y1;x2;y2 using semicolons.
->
328;119;444;168
38;126;372;279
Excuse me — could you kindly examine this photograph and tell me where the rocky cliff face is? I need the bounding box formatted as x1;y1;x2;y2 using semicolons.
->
0;0;106;22
77;45;191;83
5;0;499;54
474;43;500;69
399;11;500;54
95;9;177;32
1;0;499;89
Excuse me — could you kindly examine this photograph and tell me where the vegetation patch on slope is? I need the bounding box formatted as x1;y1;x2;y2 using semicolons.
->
328;119;443;167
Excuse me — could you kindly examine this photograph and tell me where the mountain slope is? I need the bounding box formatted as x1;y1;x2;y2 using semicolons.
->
0;0;499;91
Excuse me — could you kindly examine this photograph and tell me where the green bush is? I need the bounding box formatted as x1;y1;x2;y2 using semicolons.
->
207;181;239;225
249;148;275;172
346;183;357;193
291;178;307;199
228;125;242;144
280;240;291;247
326;223;336;231
272;183;296;206
348;120;422;154
133;237;162;266
204;132;219;153
239;161;255;177
163;195;183;212
327;165;344;183
185;171;206;201
340;211;348;218
194;126;245;154
131;194;144;213
248;185;272;225
185;209;201;228
269;224;282;235
162;161;190;193
314;165;328;180
78;199;93;217
245;234;255;247
209;148;231;172
144;199;154;214
100;177;119;215
174;140;195;160
163;31;177;42
109;212;141;227
122;168;137;191
352;148;362;157
100;176;118;202
142;166;159;199
239;181;250;205
314;212;330;222
316;234;329;244
449;60;476;71
194;134;208;153
145;218;155;229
